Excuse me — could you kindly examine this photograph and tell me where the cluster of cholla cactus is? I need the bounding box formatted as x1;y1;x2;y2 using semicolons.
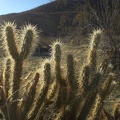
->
0;22;119;120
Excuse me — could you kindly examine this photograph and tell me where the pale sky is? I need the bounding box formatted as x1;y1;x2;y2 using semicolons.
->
0;0;51;15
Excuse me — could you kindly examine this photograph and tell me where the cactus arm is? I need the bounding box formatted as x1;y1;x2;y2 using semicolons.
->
88;29;102;73
4;58;12;99
20;30;33;60
1;22;39;120
29;63;51;120
3;25;19;60
54;43;62;84
9;59;22;119
67;54;76;100
65;65;90;119
91;74;113;120
19;73;39;120
77;73;101;120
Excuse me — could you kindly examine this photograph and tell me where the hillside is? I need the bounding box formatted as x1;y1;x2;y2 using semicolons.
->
0;1;83;36
0;0;120;53
0;0;120;37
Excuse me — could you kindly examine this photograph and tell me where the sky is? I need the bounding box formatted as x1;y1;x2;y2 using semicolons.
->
0;0;51;15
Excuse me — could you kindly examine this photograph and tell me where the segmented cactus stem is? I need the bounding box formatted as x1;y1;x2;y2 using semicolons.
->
1;22;19;59
78;73;101;120
88;29;102;72
67;54;75;85
20;24;39;60
91;74;113;120
1;22;39;120
4;58;12;99
19;73;39;120
79;65;89;92
29;63;51;120
52;42;62;84
67;54;78;102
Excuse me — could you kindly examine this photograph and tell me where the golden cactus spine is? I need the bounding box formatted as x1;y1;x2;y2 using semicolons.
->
90;74;113;120
88;29;102;73
1;22;39;119
52;42;62;84
3;58;12;99
79;65;89;92
19;73;39;120
29;62;51;120
67;54;76;100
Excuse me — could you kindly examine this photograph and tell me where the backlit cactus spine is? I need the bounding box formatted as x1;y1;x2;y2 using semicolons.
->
90;74;113;120
67;54;76;101
1;22;39;119
68;29;112;120
28;62;51;120
19;73;39;120
53;42;68;109
3;57;13;99
52;42;62;107
52;42;62;84
88;29;102;73
69;30;103;119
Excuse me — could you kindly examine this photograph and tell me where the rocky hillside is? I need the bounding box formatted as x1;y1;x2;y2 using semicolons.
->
0;1;83;36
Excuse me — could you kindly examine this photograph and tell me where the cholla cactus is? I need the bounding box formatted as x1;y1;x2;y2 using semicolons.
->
1;22;39;119
0;25;116;120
